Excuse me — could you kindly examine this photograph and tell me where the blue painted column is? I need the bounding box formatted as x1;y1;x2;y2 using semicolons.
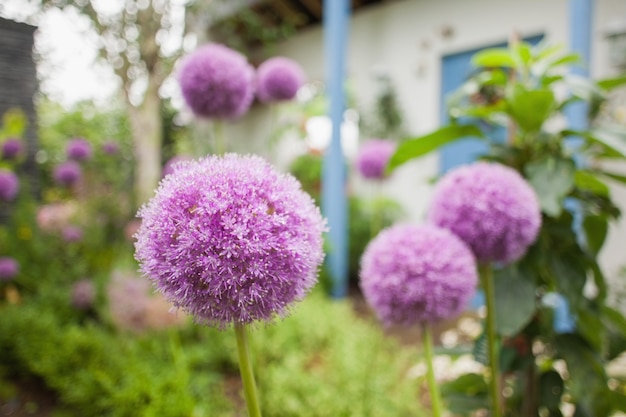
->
554;0;594;334
322;0;350;298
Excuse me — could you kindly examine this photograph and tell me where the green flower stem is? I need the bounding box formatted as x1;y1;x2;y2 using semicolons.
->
214;120;225;155
234;323;263;417
480;263;503;417
422;324;443;417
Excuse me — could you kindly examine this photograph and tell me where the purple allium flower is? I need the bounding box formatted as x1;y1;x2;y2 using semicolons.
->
53;161;82;187
1;138;24;160
71;279;96;310
355;139;397;180
360;224;478;326
178;44;255;119
256;57;305;103
134;154;326;328
62;225;83;243
162;155;191;178
0;257;19;281
66;137;92;161
0;170;19;202
102;140;120;155
428;162;542;265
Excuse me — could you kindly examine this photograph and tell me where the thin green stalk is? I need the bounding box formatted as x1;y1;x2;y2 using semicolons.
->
214;120;225;155
370;181;383;239
480;263;503;417
422;324;443;417
234;323;263;417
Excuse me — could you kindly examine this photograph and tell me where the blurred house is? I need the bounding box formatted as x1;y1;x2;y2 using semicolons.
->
206;0;626;278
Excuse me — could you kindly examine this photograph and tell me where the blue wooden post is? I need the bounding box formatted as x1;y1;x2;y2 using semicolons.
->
322;0;350;298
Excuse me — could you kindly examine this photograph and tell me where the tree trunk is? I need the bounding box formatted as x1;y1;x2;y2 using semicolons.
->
128;80;163;207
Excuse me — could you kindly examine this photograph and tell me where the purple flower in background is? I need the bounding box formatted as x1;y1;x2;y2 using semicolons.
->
178;44;255;119
62;225;83;243
135;154;326;328
256;57;305;102
0;170;19;202
360;224;477;327
102;140;120;155
162;155;191;178
428;162;541;265
0;257;19;281
53;161;82;187
71;279;96;310
356;139;397;180
1;138;24;160
66;137;92;161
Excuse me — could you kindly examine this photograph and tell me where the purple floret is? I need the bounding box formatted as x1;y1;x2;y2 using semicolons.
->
53;161;82;187
0;257;19;281
360;224;478;327
428;161;542;265
71;279;96;310
256;57;305;103
355;139;397;180
1;138;24;160
178;44;255;119
102;140;120;155
0;170;19;202
66;137;92;161
134;154;326;328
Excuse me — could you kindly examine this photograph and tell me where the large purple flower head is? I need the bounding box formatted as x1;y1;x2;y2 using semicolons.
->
66;137;92;161
0;170;19;202
360;224;478;326
1;138;24;160
0;257;19;281
134;154;326;328
428;161;541;265
53;161;82;187
178;44;255;119
256;57;305;102
356;139;397;180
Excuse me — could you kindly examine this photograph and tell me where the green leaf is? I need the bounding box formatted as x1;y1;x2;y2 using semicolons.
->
609;390;626;413
574;171;610;196
576;307;604;351
587;126;626;158
539;370;564;410
562;74;606;103
582;215;608;256
472;48;516;68
549;254;587;308
440;373;489;413
595;169;626;184
597;74;626;91
506;83;556;133
387;124;484;172
524;157;576;217
493;265;537;337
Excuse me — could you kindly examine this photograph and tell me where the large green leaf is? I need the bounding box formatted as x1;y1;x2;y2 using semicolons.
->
574;170;610;197
597;74;626;91
440;373;489;414
524;157;576;217
386;124;484;172
562;74;606;103
506;83;556;133
575;307;605;351
472;48;516;68
493;265;537;337
582;215;608;256
539;370;565;411
549;254;587;308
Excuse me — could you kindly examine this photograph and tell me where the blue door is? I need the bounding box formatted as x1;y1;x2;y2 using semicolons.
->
439;35;544;173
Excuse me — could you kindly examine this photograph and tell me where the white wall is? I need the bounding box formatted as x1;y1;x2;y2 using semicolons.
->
244;0;626;275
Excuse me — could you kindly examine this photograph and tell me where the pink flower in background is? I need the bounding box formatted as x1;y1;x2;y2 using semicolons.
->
428;162;541;264
360;224;478;327
178;44;255;119
1;138;24;160
71;279;96;310
0;170;19;202
256;57;305;102
53;161;82;187
102;140;120;155
135;154;326;328
355;139;397;180
36;202;78;232
0;257;19;281
66;137;93;161
62;225;83;243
